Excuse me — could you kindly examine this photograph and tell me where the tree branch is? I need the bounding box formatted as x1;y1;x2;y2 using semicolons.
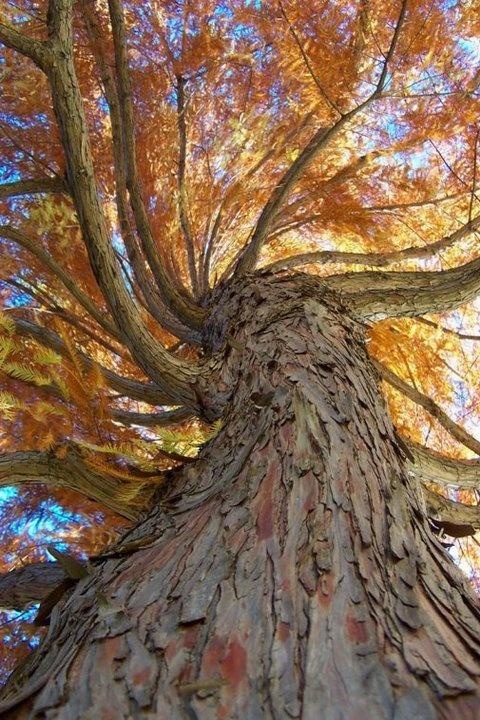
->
176;74;199;296
234;113;362;276
278;0;341;114
0;20;50;70
416;317;480;341
234;0;408;275
40;0;200;406
8;316;194;421
407;440;480;489
326;246;480;320
0;562;66;611
79;1;199;344
375;360;480;456
1;276;127;358
0;177;66;201
200;201;224;293
423;487;480;537
110;406;193;427
106;0;203;328
365;190;465;213
12;318;173;405
0;448;149;520
1;225;119;338
265;213;480;273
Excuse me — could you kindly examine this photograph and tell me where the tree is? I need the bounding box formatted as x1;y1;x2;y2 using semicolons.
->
0;0;479;716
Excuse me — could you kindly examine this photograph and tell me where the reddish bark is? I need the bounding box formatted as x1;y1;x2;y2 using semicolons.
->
1;276;479;719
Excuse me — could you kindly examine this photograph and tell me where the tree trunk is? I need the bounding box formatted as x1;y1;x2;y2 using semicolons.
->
1;275;479;719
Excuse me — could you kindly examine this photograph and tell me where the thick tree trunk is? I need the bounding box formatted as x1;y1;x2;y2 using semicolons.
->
1;275;479;719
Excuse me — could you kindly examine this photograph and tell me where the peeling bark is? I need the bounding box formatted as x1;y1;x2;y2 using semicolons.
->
325;255;480;320
408;441;480;489
1;275;478;719
423;487;480;536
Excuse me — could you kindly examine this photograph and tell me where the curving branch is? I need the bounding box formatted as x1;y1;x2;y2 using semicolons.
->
8;316;193;421
326;250;480;320
234;0;408;276
264;213;480;273
0;20;50;70
80;1;199;344
0;177;66;201
0;562;66;612
35;0;201;406
12;318;173;406
111;406;193;427
375;360;480;456
107;0;203;328
2;274;130;359
1;225;119;338
176;74;199;296
423;487;480;537
407;440;480;489
0;448;150;520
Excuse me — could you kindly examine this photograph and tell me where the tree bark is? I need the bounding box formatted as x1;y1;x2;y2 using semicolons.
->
0;563;67;612
1;275;479;719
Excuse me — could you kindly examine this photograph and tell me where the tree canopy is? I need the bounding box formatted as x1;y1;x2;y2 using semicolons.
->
1;0;480;683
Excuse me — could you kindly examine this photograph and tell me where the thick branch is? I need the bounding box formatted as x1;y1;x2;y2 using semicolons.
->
0;177;66;201
326;250;480;320
0;448;147;520
0;562;66;611
264;214;480;273
423;487;480;537
41;0;200;405
110;406;193;427
0;21;50;69
107;0;203;327
407;440;480;489
376;360;480;456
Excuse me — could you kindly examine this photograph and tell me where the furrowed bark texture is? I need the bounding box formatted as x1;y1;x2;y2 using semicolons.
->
1;276;479;719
